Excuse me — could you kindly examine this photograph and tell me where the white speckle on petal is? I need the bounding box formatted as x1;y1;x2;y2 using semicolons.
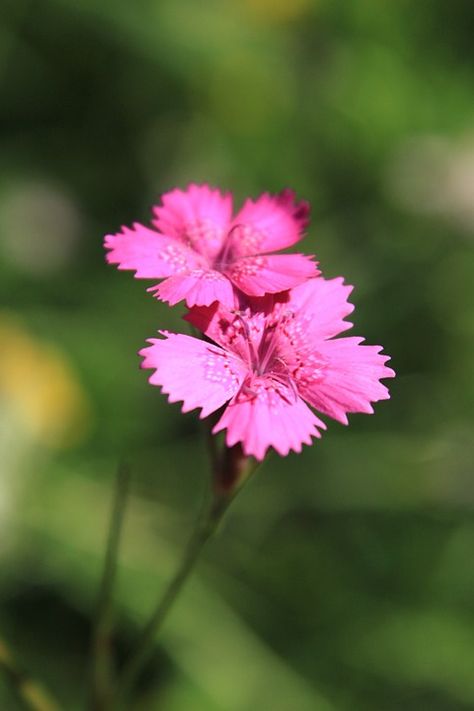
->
201;349;242;392
229;256;265;283
183;219;224;258
159;244;190;273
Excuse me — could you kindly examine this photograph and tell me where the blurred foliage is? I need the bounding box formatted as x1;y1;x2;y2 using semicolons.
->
1;0;474;708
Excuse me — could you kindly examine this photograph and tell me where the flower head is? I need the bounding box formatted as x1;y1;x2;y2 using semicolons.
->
105;183;317;308
139;277;395;460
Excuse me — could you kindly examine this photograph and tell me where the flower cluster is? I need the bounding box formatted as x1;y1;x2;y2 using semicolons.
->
105;184;394;460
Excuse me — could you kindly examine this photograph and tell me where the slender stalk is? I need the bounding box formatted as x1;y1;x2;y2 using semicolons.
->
0;637;61;711
112;440;258;708
114;491;233;706
89;462;131;710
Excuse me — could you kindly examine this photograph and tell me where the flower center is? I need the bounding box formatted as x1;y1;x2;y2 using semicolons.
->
213;223;263;270
257;309;294;375
213;224;241;270
229;309;293;377
182;219;224;261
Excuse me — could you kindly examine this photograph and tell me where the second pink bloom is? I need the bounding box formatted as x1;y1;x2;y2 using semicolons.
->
140;277;395;460
105;183;318;308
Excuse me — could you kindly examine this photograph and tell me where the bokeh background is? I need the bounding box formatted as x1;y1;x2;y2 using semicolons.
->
1;0;474;709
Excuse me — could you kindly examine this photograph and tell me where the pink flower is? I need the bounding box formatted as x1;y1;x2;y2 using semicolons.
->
104;184;317;308
139;277;395;460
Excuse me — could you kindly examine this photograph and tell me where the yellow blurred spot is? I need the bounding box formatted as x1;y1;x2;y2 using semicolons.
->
0;639;13;665
241;0;313;24
0;314;91;448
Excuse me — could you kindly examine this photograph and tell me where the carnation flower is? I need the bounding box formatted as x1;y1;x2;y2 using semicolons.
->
104;183;317;308
139;277;395;460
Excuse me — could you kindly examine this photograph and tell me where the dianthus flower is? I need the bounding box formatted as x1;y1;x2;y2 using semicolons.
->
139;277;395;460
104;183;317;308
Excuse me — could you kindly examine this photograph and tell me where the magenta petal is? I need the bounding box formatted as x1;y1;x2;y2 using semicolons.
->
185;303;265;365
105;186;321;307
229;189;310;257
226;254;318;296
184;302;233;348
299;337;395;425
152;184;233;260
140;333;246;418
286;277;355;339
104;223;204;278
213;382;326;461
152;269;238;308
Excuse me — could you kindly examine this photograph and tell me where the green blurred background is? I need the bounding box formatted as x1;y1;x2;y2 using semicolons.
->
1;0;474;708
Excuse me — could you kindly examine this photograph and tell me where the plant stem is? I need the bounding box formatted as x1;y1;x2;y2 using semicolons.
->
90;462;131;710
0;637;61;711
114;490;233;706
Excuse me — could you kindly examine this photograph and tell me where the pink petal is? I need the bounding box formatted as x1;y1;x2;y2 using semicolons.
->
185;303;265;362
226;253;318;296
140;332;246;418
229;189;310;257
236;290;291;314
152;184;233;260
286;276;355;340
299;337;395;425
104;223;204;278
151;269;238;308
213;379;326;461
185;302;238;348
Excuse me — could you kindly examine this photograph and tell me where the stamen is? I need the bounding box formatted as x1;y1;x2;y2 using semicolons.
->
270;359;299;403
183;219;222;261
231;310;259;371
214;223;242;268
258;308;294;375
240;382;258;401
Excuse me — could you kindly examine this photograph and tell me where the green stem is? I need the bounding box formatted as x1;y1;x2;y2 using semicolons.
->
0;637;61;711
114;490;233;706
90;462;131;710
